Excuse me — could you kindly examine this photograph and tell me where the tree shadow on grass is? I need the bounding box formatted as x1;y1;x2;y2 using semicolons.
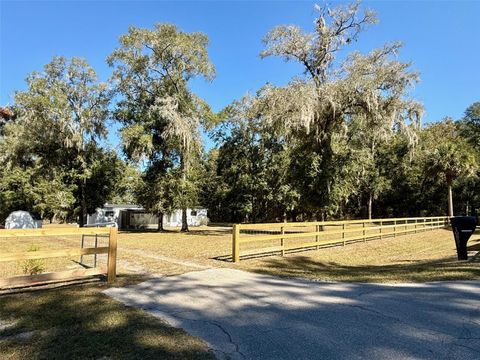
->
121;229;178;233
181;229;232;237
246;253;480;283
0;274;214;360
121;227;232;238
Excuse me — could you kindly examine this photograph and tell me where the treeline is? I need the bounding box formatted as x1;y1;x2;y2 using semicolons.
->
0;2;479;229
203;113;479;223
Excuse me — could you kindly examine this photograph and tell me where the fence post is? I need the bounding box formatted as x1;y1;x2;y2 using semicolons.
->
424;218;426;232
107;227;118;284
232;224;240;263
379;220;383;240
315;224;320;250
80;235;85;264
394;220;397;238
94;234;98;268
414;219;417;234
342;223;346;246
281;226;285;256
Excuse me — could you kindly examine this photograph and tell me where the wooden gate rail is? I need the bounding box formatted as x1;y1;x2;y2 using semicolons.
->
0;227;117;289
232;216;449;262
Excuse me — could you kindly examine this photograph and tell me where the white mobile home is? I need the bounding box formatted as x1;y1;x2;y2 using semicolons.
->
87;204;208;230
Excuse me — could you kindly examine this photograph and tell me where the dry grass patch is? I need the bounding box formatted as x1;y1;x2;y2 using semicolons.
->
115;226;479;283
116;226;233;275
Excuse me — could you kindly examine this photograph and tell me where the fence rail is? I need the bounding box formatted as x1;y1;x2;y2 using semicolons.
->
232;216;449;262
0;227;117;289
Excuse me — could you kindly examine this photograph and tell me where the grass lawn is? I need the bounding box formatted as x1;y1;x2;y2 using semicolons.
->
0;276;215;360
236;228;480;282
116;226;233;275
112;226;480;283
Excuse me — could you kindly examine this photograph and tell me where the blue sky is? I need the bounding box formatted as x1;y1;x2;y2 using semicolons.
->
1;0;479;149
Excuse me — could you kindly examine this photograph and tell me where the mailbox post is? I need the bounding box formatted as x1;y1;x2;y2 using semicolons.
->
450;216;477;260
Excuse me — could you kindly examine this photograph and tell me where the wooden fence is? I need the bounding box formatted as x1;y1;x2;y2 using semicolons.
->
0;227;117;289
232;216;449;262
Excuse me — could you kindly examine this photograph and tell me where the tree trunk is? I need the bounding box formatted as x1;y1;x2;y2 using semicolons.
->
181;208;188;232
157;213;164;232
180;153;189;232
368;192;373;220
79;181;86;227
79;206;84;227
448;182;454;217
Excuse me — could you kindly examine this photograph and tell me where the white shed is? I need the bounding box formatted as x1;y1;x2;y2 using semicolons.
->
5;211;42;229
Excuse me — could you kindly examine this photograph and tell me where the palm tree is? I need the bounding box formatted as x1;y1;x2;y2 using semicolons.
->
425;142;476;217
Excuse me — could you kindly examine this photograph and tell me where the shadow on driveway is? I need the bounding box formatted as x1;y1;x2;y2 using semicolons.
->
105;268;480;360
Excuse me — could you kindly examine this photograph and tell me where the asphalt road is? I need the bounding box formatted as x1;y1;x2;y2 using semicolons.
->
105;268;480;360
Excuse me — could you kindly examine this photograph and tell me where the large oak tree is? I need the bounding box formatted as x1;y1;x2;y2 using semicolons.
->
108;24;215;231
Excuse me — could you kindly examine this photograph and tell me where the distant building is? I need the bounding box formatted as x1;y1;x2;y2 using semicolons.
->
86;204;209;230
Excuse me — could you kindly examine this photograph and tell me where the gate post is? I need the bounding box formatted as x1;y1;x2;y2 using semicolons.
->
232;224;240;263
107;227;118;284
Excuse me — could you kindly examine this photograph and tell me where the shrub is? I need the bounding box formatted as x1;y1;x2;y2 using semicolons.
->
21;244;45;275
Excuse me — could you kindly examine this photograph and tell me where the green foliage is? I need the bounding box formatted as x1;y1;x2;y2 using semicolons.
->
107;162;142;205
202;101;299;222
0;166;37;223
0;57;111;224
458;102;480;148
0;57;119;225
135;167;178;217
31;173;76;222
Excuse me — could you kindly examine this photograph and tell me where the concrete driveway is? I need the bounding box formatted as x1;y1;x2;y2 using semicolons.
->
105;269;480;360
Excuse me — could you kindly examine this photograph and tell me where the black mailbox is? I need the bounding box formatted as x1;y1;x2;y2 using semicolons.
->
450;216;477;260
